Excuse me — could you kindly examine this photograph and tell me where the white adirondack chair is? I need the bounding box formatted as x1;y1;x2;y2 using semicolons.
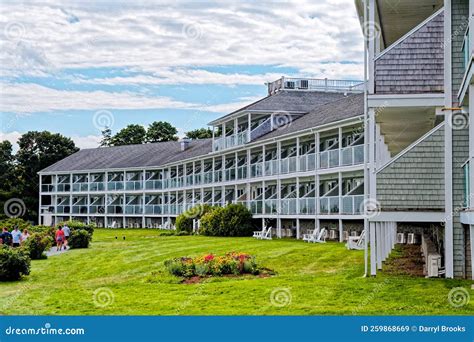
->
253;226;272;240
346;230;366;250
311;228;327;243
302;227;320;242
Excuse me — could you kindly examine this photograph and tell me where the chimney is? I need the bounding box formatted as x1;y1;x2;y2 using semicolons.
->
180;139;191;151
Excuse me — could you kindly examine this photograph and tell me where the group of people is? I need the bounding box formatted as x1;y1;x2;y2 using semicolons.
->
55;224;70;251
0;224;71;252
0;226;30;247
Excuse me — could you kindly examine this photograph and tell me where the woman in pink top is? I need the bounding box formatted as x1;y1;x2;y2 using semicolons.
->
55;226;65;251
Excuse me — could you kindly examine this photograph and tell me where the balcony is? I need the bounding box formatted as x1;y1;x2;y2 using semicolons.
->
107;205;123;214
299;198;316;215
319;196;339;214
107;181;124;191
72;183;88;192
90;205;106;214
341;195;364;215
145;205;162;215
319;145;364;169
56;183;70;192
214;130;249;151
267;77;364;95
125;181;143;191
56;205;70;214
124;205;143;215
71;205;88;214
90;182;105;191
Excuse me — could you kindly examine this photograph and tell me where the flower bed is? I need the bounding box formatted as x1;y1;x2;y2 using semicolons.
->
164;252;260;278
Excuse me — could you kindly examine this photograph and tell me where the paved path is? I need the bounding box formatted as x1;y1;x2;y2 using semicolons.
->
45;246;70;257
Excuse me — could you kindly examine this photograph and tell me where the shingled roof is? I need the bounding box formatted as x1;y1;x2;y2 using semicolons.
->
208;90;347;125
254;93;364;141
40;92;364;173
40;139;213;173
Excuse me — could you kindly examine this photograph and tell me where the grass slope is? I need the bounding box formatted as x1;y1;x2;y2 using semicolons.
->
0;229;472;315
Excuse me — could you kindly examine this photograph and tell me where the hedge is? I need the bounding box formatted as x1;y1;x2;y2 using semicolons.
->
175;204;213;233
199;204;253;237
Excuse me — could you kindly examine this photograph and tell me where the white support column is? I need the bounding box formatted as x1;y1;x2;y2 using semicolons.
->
247;113;251;142
38;175;43;225
315;132;320;216
296;136;300;172
370;222;377;276
296;218;300;240
234;118;238;146
376;223;382;270
444;0;454;279
262;144;266;177
212;126;215;151
339;219;343;242
470;225;474;280
338;171;342;215
338;126;342;167
469;85;474;210
368;0;375;94
142;170;146;228
296;176;300;216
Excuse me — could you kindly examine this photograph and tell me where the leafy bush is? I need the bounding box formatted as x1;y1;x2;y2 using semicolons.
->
24;232;53;260
0;247;31;281
175;204;213;233
68;229;91;249
29;225;55;241
164;252;259;278
200;204;253;237
0;218;31;231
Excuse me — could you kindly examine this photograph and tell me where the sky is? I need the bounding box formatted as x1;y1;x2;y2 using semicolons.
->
0;0;364;150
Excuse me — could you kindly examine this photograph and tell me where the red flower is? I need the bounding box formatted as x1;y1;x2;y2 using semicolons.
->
204;254;214;262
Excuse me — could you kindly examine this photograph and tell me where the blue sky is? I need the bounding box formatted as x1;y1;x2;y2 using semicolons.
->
0;0;363;149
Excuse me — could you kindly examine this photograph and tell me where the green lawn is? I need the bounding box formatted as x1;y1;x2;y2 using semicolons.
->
0;229;472;315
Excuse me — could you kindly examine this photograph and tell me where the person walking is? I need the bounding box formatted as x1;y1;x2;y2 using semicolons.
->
0;227;12;246
11;226;22;248
55;226;65;251
62;224;70;250
21;229;30;244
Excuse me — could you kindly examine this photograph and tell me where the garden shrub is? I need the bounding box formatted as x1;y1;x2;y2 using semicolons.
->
175;204;213;233
68;229;92;249
0;218;31;231
24;232;53;259
0;247;31;281
29;225;56;241
164;252;259;278
200;204;253;237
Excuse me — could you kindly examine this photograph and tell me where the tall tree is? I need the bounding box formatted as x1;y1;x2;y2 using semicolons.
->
185;128;213;140
0;141;15;192
146;121;178;142
110;124;146;146
16;131;79;222
100;127;112;147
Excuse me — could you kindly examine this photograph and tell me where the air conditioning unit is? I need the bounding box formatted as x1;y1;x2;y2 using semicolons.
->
298;79;309;89
329;230;338;240
284;81;295;89
147;223;153;229
407;233;416;244
343;231;349;241
396;233;406;244
426;253;442;277
97;222;103;228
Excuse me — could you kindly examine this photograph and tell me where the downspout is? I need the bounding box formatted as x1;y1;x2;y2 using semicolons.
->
363;0;369;277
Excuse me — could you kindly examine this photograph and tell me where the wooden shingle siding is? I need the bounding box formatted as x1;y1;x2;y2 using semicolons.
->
451;0;469;279
374;11;444;94
377;125;445;210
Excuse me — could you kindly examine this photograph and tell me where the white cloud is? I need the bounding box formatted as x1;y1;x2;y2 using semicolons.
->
0;82;199;113
0;0;363;80
0;131;22;151
71;134;101;149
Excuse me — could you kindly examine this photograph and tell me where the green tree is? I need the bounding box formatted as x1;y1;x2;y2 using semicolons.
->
100;127;112;147
110;124;146;146
16;131;78;222
185;128;213;140
0;141;15;191
146;121;178;142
